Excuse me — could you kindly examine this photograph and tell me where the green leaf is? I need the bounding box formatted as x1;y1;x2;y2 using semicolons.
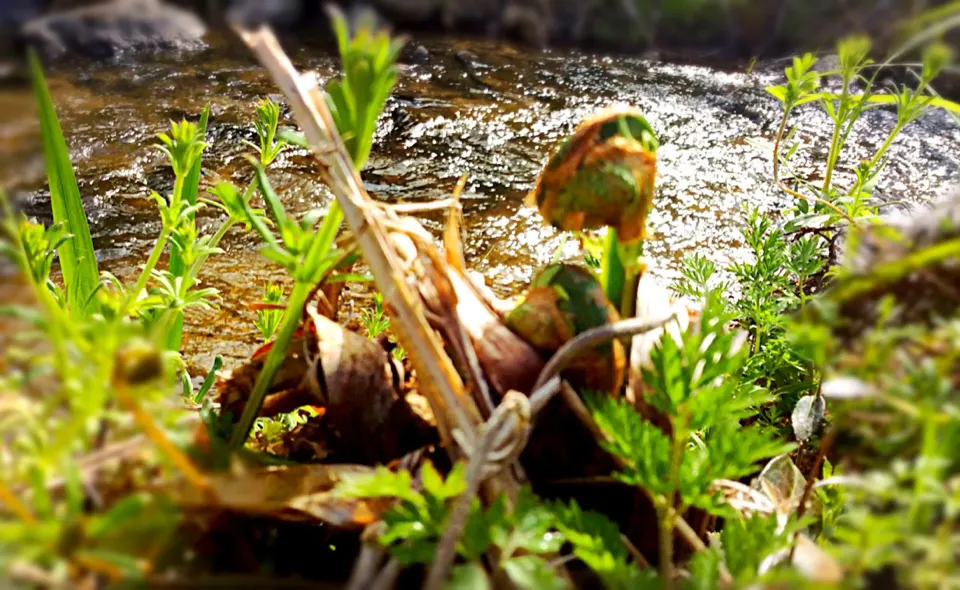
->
165;104;211;352
814;92;960;114
552;500;646;589
447;562;490;590
502;556;565;590
169;104;210;276
193;355;223;403
28;49;99;314
88;494;151;539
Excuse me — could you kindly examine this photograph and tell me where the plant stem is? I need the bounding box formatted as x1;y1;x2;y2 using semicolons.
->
126;227;171;310
822;78;850;195
601;228;625;311
0;483;36;523
772;109;791;184
866;122;906;173
656;499;675;587
660;416;687;588
228;279;313;449
113;379;210;494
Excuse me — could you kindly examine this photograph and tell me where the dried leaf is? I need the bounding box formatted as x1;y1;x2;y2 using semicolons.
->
216;313;436;465
449;270;544;397
169;464;392;528
791;395;826;442
754;454;820;524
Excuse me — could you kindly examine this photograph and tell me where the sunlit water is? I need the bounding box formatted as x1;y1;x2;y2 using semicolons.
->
2;35;958;369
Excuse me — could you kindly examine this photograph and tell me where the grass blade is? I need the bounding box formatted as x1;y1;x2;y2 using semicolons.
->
28;49;99;314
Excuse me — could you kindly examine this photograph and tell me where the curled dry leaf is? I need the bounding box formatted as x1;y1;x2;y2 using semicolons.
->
448;269;545;397
216;309;436;465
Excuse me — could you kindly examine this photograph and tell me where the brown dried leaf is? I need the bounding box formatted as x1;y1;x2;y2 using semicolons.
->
169;464;392;528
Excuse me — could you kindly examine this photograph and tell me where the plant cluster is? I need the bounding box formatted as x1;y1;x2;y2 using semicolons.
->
1;4;960;590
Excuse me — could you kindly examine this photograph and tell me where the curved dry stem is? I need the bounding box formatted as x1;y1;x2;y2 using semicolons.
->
533;313;679;391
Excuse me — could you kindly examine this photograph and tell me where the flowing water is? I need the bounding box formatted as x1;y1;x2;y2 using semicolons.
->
2;34;959;369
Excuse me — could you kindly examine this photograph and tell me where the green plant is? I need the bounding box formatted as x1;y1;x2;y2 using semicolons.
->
360;292;390;339
28;50;99;316
226;7;404;450
337;462;645;588
587;291;794;585
768;35;958;231
0;196;199;584
253;282;285;342
165;104;209;351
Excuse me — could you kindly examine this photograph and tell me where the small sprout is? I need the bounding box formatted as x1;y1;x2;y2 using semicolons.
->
526;106;659;243
254;282;285;342
156;120;206;180
244;98;287;166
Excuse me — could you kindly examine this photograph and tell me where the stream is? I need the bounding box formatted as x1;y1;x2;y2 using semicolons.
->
2;34;959;368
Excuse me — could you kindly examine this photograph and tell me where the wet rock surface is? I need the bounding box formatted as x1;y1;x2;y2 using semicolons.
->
1;35;957;367
20;0;207;59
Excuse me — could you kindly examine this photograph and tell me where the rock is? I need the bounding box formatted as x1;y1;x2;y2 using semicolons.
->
1;0;42;26
454;49;479;67
226;0;302;29
368;0;440;25
20;0;207;60
402;43;430;65
501;0;550;48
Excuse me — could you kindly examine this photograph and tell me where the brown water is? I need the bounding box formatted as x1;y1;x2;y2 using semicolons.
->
3;35;959;369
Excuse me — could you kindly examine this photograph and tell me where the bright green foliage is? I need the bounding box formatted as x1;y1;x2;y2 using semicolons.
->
2;217;70;290
166;104;209;350
0;196;193;583
551;501;651;589
360;292;390;338
325;5;405;168
245;98;287;166
589;292;792;514
765;53;820;110
157;121;207;180
337;462;642;588
727;210;823;421
786;308;960;587
28;50;100;315
586;290;793;583
768;33;958;230
228;12;403;449
254;282;285;342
